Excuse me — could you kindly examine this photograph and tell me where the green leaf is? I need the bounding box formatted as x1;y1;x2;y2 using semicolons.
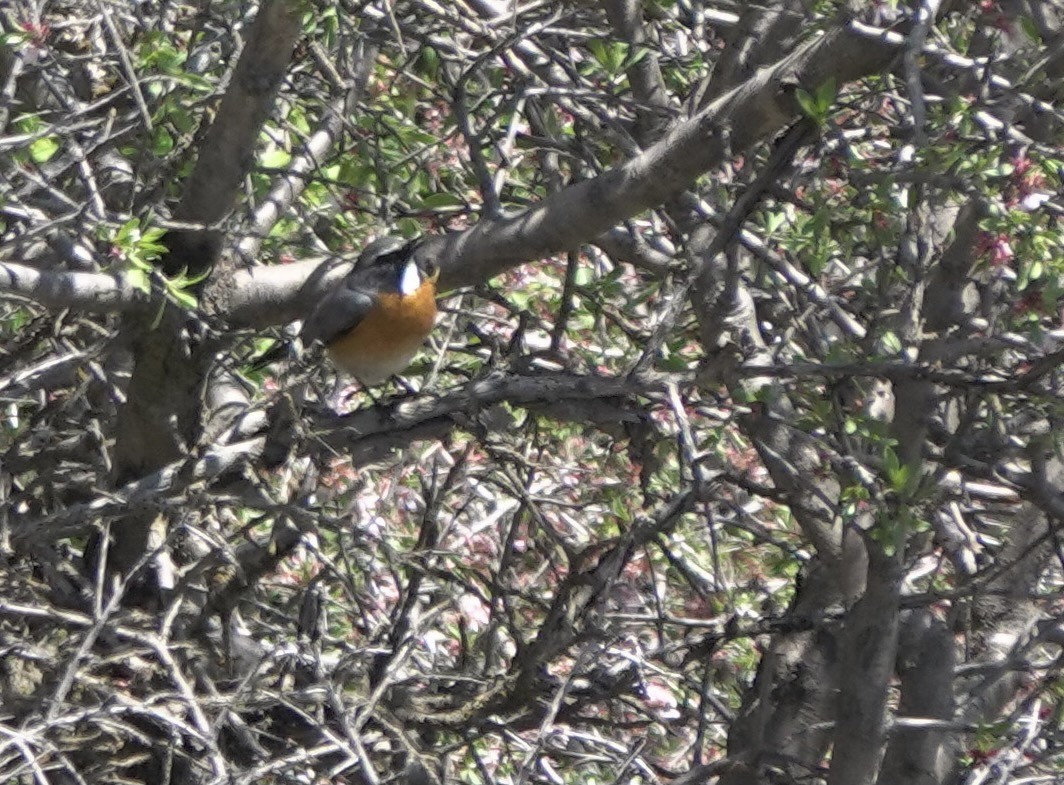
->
795;78;836;126
1;31;31;47
870;519;899;556
417;192;464;209
659;353;691;371
880;331;902;355
171;266;210;289
882;446;900;475
396;217;422;236
115;218;139;244
29;136;60;163
882;446;911;493
624;46;650;69
288;106;310;135
168;105;195;134
764;211;786;234
1018;16;1041;43
587;39;608;68
151;127;174;156
170;288;198;309
141;227;167;244
816;77;837;108
127;268;151;294
805;250;825;277
418;46;440;78
795;89;819;122
261;146;292;169
148;301;167;330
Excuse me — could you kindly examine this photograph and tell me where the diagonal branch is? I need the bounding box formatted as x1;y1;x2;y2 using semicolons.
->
237;36;380;261
425;19;898;291
161;0;303;276
226;16;901;328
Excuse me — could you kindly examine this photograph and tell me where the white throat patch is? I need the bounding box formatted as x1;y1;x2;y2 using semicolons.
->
398;259;421;296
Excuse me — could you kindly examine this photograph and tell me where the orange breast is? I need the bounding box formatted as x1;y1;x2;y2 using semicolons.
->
325;283;437;384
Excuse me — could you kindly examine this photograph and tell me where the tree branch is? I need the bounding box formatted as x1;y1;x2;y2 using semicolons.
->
0;261;143;312
161;0;303;276
425;19;897;291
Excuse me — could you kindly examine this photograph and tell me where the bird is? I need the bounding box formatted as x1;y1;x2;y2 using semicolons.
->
252;237;440;384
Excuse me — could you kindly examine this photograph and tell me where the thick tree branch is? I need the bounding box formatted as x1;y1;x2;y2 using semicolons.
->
14;369;683;546
828;550;902;785
227;17;899;327
426;20;898;291
602;0;674;145
161;0;303;276
0;261;143;312
877;611;956;785
108;0;303;582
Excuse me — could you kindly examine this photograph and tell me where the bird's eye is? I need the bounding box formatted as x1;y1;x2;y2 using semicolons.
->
422;259;439;280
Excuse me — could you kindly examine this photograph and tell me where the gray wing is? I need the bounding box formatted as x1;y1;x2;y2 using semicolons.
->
300;279;376;346
300;237;416;346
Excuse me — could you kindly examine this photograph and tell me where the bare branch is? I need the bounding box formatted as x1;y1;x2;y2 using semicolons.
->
162;0;303;275
427;20;900;291
0;260;143;311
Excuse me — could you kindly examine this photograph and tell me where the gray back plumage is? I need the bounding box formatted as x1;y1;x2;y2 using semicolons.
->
300;238;419;346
